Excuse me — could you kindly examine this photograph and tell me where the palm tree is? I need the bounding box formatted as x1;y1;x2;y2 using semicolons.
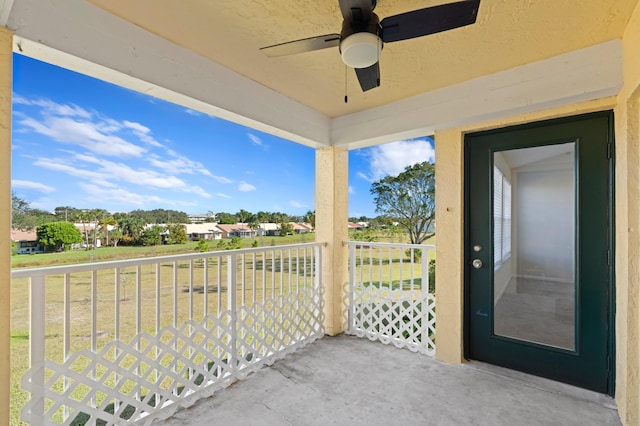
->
91;209;106;249
78;210;91;250
100;216;117;246
247;220;260;237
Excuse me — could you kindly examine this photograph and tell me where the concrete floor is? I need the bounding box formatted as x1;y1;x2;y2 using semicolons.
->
158;334;620;426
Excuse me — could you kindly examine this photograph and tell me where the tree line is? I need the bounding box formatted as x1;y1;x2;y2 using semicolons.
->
11;195;318;231
11;194;319;251
13;159;435;249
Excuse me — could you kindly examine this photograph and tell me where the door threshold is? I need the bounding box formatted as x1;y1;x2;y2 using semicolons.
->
465;360;616;409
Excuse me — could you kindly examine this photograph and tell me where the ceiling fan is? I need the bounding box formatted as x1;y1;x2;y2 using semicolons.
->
260;0;481;92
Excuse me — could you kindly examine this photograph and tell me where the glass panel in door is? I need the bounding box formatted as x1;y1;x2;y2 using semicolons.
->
492;143;575;350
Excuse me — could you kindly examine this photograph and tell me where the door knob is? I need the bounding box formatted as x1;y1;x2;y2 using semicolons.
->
472;259;483;269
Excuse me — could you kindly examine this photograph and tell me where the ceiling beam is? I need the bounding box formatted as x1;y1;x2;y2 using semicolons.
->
331;40;622;149
0;0;14;26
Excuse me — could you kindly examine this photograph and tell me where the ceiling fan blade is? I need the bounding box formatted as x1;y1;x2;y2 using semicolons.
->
339;0;375;22
260;34;341;57
381;0;480;43
354;62;380;92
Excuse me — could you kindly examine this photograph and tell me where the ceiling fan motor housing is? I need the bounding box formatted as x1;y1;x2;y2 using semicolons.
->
339;14;383;69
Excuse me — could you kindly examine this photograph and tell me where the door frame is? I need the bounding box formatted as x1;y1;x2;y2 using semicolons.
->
462;111;616;395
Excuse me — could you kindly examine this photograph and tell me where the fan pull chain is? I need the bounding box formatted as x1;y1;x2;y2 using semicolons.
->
377;38;381;87
344;64;348;103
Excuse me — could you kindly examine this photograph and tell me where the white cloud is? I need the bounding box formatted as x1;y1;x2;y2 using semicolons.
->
78;183;164;206
34;154;212;198
14;95;229;203
247;133;268;149
247;133;263;146
78;183;200;208
13;95;92;119
85;157;211;197
28;197;53;210
367;139;435;180
238;181;256;192
17;114;146;158
212;175;233;184
356;171;371;182
34;157;116;186
348;185;355;194
215;192;231;199
13;96;169;156
124;120;163;147
288;200;308;209
184;108;202;116
147;150;230;182
12;179;55;193
123;121;150;134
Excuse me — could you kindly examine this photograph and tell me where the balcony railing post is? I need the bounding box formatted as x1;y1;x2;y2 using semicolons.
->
348;244;356;333
227;253;238;378
421;251;430;349
315;244;323;332
29;274;46;424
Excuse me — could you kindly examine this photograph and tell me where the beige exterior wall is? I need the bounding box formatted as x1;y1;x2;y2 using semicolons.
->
433;20;640;417
0;25;11;426
435;7;640;425
433;128;465;363
315;147;349;336
615;3;640;424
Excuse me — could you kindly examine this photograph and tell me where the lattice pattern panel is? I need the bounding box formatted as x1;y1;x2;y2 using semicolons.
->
344;282;436;356
21;288;323;425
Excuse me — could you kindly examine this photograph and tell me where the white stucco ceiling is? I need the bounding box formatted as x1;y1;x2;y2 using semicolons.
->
85;0;638;118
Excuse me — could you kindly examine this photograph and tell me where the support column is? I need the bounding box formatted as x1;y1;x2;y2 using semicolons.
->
0;25;12;426
433;129;465;363
617;4;640;422
615;89;640;426
315;147;349;336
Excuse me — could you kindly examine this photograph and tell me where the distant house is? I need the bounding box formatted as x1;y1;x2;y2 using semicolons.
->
215;223;257;239
11;229;43;254
258;223;281;237
188;213;215;224
292;223;313;234
347;222;363;230
185;223;222;241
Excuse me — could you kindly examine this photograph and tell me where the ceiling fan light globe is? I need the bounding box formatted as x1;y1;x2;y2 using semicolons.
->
340;32;381;69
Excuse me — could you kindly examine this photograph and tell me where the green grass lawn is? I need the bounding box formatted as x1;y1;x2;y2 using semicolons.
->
11;233;315;269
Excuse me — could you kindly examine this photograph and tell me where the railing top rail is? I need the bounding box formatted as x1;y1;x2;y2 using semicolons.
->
11;242;326;279
343;241;435;250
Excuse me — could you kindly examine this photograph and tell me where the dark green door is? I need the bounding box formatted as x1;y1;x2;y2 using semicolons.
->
465;111;614;394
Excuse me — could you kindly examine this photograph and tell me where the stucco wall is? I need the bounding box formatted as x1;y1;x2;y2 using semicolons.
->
316;147;349;336
615;2;640;423
433;45;640;420
0;25;11;426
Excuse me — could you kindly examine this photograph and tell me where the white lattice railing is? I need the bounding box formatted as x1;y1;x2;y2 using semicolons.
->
343;241;436;356
11;243;324;425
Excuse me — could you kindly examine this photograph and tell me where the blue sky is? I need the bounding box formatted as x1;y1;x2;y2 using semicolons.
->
11;54;434;218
